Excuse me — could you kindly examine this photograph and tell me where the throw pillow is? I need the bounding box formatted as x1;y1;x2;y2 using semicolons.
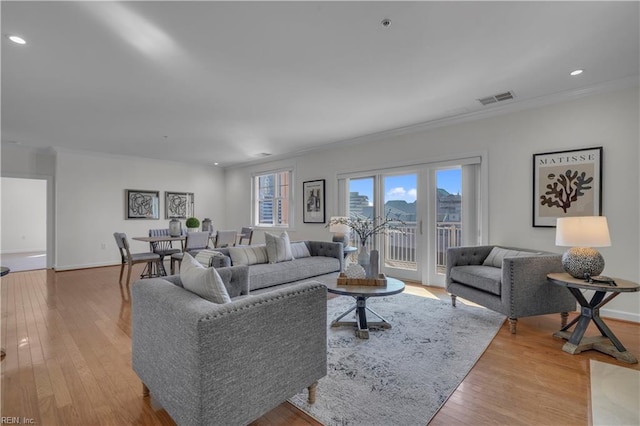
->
228;245;269;266
482;246;531;268
265;231;294;263
290;241;311;259
194;249;226;267
180;253;231;304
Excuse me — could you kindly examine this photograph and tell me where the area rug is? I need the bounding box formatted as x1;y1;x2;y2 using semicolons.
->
590;359;640;426
289;292;505;425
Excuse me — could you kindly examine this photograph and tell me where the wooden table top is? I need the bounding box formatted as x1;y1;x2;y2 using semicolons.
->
547;272;639;293
132;235;186;243
328;276;405;297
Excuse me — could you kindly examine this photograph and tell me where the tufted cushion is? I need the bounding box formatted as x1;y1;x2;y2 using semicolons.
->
228;245;269;266
290;241;311;259
265;232;294;263
482;246;533;268
450;265;502;296
180;253;231;304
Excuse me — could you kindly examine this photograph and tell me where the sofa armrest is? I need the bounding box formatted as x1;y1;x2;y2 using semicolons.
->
502;254;575;317
307;240;344;271
446;245;495;286
131;280;327;426
149;265;249;298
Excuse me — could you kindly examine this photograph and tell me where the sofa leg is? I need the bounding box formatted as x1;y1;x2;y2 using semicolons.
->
508;318;517;334
560;312;569;328
307;382;317;404
142;383;150;397
450;294;457;307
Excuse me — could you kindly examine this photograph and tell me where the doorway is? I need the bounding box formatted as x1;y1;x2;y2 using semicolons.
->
1;177;48;271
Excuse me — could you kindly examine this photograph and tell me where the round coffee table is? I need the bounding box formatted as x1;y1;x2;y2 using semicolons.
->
328;277;405;339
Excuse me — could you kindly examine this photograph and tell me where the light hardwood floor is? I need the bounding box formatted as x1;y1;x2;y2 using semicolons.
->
2;266;639;425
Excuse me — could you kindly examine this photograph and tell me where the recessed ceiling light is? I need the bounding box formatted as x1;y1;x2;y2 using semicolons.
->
214;162;219;166
570;69;584;76
381;18;392;28
8;35;26;45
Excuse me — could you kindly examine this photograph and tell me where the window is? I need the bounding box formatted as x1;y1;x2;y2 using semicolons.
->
253;169;292;228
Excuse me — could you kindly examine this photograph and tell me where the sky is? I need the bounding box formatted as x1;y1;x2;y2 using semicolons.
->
350;168;461;205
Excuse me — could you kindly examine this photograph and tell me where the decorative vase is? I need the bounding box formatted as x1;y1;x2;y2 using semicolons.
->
169;219;182;237
201;218;212;233
358;244;370;277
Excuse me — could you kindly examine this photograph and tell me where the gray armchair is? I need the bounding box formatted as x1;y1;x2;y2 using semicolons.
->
446;245;576;334
131;268;327;426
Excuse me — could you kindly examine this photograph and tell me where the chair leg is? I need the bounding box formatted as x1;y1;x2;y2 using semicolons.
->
450;294;457;307
307;382;317;404
560;312;569;328
508;318;517;334
118;263;125;285
142;383;150;397
126;264;133;290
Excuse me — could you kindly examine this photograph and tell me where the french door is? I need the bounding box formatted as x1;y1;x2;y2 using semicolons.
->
339;156;482;286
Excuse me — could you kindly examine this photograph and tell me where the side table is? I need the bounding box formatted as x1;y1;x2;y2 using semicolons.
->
547;272;639;364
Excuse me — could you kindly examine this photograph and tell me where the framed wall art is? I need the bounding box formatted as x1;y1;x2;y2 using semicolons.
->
303;179;326;223
126;189;159;219
165;191;194;219
533;147;602;227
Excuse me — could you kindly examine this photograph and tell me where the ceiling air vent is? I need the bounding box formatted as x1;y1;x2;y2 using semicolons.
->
477;91;515;106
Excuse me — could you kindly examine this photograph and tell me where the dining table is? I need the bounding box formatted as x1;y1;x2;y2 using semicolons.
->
132;235;187;276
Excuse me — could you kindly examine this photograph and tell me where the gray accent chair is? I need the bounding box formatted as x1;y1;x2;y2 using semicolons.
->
113;232;162;292
131;266;327;426
446;245;576;334
170;231;211;274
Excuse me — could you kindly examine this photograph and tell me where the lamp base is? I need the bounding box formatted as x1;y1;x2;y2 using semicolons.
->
562;247;605;279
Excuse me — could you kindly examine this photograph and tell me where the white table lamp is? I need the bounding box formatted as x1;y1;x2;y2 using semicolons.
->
329;217;350;245
555;216;611;279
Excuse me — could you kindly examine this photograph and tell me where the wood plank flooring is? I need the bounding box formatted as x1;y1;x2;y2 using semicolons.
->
2;267;639;425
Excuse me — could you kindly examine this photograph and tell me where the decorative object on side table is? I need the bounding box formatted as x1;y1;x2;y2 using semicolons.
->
327;214;405;278
555;216;611;279
185;217;200;232
329;216;350;244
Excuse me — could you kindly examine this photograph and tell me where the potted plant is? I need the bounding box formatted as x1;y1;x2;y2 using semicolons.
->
185;217;200;232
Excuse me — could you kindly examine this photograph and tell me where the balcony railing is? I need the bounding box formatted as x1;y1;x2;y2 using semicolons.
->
348;221;462;273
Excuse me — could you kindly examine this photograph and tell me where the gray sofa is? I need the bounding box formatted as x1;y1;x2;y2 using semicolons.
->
132;266;327;426
214;240;343;292
446;245;576;333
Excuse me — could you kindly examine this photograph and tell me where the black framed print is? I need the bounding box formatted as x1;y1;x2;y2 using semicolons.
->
165;191;194;219
533;147;602;227
126;189;160;219
303;179;326;223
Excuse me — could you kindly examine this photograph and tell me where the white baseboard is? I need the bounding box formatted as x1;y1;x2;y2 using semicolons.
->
54;261;119;271
1;248;47;254
601;308;640;324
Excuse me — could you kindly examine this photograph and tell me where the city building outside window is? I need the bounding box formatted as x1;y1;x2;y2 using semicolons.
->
253;169;292;228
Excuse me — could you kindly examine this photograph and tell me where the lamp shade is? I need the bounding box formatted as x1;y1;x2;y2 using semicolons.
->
329;217;350;235
555;216;611;247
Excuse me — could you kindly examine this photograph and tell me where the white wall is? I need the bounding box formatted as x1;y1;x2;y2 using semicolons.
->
54;150;226;269
225;88;640;321
1;177;47;253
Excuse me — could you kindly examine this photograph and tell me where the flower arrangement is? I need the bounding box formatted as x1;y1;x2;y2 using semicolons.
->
327;213;406;247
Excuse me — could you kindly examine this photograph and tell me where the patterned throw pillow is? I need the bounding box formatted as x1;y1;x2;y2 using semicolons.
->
482;247;531;268
265;231;294;263
290;241;311;259
228;245;269;266
194;249;226;267
180;253;231;304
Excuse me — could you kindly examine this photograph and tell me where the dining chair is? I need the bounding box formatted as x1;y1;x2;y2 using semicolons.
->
170;231;211;274
149;228;182;273
113;232;162;292
237;227;254;246
214;230;237;248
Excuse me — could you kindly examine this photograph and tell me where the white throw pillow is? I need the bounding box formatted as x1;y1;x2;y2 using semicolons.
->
180;253;231;304
228;245;269;266
265;231;294;263
290;241;311;259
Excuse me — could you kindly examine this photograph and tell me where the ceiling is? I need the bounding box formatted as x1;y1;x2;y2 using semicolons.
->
2;1;639;168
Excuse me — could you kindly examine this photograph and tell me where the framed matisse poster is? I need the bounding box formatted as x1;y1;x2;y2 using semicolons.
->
126;189;160;219
532;147;602;227
303;179;326;223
